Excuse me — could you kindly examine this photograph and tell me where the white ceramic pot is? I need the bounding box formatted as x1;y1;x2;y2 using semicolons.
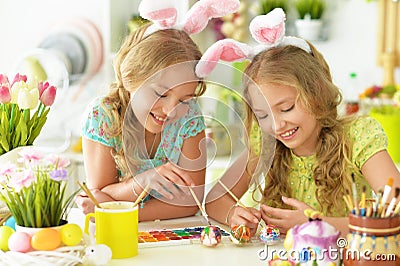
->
15;219;68;236
295;18;323;41
0;146;29;165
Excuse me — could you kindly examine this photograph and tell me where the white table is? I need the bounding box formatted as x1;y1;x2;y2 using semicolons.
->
68;208;281;266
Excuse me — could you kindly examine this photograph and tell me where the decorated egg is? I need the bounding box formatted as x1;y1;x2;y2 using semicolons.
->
31;228;61;250
4;216;16;231
60;223;83;246
200;226;222;247
0;226;15;251
8;231;32;252
259;224;280;245
230;224;251;245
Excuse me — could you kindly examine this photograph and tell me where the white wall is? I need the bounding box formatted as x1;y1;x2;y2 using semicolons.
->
0;0;399;144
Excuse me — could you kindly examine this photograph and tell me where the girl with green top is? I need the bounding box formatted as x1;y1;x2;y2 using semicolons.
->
200;8;400;236
76;0;240;221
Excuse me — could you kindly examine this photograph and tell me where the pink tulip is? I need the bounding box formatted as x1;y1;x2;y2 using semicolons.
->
38;81;49;97
40;85;56;106
0;74;9;85
0;85;11;103
11;73;27;87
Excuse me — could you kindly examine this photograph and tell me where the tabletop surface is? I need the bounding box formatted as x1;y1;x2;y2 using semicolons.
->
68;208;282;266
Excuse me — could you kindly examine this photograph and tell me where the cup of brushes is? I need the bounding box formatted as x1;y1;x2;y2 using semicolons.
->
344;177;400;265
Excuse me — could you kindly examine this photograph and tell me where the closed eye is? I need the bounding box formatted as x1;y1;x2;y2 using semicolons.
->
282;105;294;112
257;113;268;120
154;90;166;98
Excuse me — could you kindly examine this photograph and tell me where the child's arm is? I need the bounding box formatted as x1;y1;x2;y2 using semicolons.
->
205;150;261;234
360;150;400;198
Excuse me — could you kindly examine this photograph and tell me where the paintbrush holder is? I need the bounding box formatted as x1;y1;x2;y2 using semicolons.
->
344;213;400;265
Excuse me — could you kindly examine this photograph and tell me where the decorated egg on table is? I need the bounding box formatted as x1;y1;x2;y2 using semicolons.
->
200;226;222;247
31;228;61;251
8;231;32;253
260;224;280;245
230;224;251;245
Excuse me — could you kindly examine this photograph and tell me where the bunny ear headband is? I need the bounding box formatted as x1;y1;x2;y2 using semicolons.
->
195;8;312;78
138;0;240;38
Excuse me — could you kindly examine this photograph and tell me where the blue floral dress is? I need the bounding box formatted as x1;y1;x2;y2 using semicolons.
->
81;96;205;200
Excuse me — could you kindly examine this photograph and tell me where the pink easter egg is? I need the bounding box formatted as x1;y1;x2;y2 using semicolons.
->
8;231;32;253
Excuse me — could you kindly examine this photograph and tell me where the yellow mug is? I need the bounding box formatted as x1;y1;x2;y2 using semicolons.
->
84;201;138;259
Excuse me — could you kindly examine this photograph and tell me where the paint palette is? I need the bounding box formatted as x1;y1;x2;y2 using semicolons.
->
138;226;231;248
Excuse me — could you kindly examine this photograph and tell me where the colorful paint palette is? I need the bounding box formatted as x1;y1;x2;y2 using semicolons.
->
138;226;231;248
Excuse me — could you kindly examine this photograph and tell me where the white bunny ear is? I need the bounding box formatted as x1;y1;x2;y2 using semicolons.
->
183;0;240;35
249;8;286;45
196;39;252;78
138;0;178;29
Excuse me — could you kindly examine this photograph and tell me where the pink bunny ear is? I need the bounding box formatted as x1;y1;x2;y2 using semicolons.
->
183;0;240;35
138;0;178;29
196;39;251;78
249;8;286;45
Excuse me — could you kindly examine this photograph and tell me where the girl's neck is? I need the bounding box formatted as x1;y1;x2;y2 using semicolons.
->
145;130;161;159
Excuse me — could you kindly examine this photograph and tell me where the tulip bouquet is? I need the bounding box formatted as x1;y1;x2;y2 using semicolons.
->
0;73;57;156
0;147;78;228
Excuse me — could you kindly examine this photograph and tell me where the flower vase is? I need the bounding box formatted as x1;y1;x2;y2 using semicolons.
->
15;219;68;236
0;146;31;165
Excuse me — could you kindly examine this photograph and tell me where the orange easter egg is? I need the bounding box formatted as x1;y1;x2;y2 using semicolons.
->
31;228;61;250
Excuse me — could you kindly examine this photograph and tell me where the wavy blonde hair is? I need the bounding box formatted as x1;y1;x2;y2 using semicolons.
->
243;42;356;215
102;23;206;179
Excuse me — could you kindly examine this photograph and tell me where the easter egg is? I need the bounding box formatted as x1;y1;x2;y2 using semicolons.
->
8;232;31;252
60;223;83;246
230;224;251;245
31;228;61;250
4;216;16;231
0;226;15;251
259;224;280;245
200;226;222;247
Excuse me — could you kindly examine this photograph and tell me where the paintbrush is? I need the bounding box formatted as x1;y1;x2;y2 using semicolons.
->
385;187;399;217
218;180;247;209
345;189;354;211
133;183;150;207
188;186;211;225
351;173;359;215
379;177;394;216
77;181;101;208
217;180;266;229
360;185;366;216
373;188;383;217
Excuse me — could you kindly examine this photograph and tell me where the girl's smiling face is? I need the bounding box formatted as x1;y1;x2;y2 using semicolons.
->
248;82;320;156
131;63;199;134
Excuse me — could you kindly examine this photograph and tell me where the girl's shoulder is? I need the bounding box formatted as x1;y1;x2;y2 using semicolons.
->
347;116;385;137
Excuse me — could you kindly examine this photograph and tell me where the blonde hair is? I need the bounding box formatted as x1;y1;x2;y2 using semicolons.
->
102;23;206;179
243;42;355;215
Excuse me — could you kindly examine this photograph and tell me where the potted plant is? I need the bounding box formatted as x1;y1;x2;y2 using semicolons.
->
0;147;79;229
294;0;326;41
259;0;288;15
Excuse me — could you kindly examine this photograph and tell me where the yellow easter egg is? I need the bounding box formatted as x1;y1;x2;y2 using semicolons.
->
31;228;61;251
0;226;15;251
60;223;83;246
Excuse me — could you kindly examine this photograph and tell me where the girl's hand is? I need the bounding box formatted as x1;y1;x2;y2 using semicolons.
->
260;196;311;234
75;194;94;215
134;162;196;200
75;189;113;215
228;206;261;236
